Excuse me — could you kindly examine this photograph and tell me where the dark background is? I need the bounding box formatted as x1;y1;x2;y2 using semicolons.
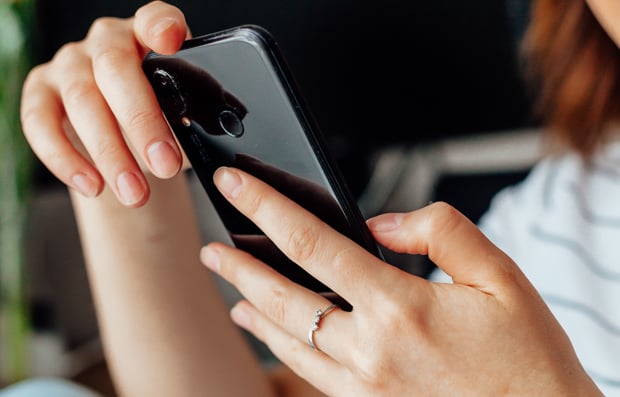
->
32;0;535;199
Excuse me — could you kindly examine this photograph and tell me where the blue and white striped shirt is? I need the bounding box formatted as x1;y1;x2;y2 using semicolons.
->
431;141;620;395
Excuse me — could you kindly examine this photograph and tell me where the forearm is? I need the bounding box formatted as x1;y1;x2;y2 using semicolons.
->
70;172;275;397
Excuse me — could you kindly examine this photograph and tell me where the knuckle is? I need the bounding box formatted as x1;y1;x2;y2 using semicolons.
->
241;188;265;218
89;136;123;161
426;201;464;237
139;0;165;12
20;106;41;139
23;64;46;88
92;46;135;75
351;335;404;394
370;292;417;335
265;285;289;327
285;223;321;264
425;201;486;266
353;353;391;392
330;247;364;282
377;296;406;326
21;67;51;137
350;300;422;389
428;201;461;222
492;257;522;287
88;17;122;38
61;79;100;108
54;42;81;63
122;106;160;132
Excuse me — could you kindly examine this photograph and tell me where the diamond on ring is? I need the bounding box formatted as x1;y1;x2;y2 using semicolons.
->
307;304;338;352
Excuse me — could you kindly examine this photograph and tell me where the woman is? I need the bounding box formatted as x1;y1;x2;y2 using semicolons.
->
17;0;617;395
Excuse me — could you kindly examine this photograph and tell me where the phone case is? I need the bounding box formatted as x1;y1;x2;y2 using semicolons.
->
142;25;383;310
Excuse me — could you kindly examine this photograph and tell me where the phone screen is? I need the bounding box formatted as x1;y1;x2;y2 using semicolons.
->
143;25;383;309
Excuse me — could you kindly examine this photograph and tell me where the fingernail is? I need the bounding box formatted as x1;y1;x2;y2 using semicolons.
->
367;213;405;232
147;141;180;178
214;167;242;199
230;304;250;329
116;171;145;206
201;246;221;273
150;17;177;37
71;173;98;198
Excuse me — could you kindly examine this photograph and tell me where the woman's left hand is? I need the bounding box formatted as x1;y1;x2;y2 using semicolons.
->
200;167;602;397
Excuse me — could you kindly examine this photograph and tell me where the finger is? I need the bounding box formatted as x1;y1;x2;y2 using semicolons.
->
133;0;189;55
87;18;182;179
211;166;408;306
366;202;518;291
201;242;354;364
21;68;103;197
52;43;149;207
230;300;356;397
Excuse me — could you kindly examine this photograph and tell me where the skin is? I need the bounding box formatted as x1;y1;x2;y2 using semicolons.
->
586;0;620;48
202;168;602;396
20;0;611;395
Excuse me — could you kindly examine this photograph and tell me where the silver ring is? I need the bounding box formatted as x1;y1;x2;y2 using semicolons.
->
307;304;338;352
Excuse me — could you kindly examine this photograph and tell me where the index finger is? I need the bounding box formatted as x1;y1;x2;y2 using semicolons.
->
87;19;182;180
87;2;190;180
212;166;414;306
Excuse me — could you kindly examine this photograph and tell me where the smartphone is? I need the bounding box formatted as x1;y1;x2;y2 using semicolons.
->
142;25;383;311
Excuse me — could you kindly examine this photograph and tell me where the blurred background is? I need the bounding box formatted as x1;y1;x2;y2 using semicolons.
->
0;0;540;394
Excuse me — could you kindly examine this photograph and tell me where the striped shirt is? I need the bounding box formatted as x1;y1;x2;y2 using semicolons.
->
430;141;620;395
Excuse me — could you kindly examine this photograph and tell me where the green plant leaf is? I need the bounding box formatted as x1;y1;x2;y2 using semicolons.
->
0;0;35;384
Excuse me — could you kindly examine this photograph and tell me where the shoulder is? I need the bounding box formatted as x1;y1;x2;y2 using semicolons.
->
476;146;616;251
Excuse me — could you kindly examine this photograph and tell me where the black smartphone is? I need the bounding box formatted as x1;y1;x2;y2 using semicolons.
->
142;25;383;310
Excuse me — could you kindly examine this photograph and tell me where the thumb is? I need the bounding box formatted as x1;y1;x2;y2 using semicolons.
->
367;202;517;291
133;1;190;55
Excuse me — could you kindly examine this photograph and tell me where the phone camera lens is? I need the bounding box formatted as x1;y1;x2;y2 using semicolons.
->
218;109;244;138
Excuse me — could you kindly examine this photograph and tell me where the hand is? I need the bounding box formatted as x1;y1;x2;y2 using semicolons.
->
20;1;189;207
201;166;603;397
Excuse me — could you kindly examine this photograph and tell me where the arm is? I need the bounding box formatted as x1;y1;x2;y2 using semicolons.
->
70;171;274;397
20;2;281;395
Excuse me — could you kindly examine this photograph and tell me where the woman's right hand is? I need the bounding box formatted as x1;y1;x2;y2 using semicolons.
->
21;1;190;207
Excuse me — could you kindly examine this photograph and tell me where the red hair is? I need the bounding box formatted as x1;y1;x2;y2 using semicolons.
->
522;0;620;156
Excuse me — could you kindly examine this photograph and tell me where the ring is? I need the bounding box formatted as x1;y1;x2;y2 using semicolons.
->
307;304;338;352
